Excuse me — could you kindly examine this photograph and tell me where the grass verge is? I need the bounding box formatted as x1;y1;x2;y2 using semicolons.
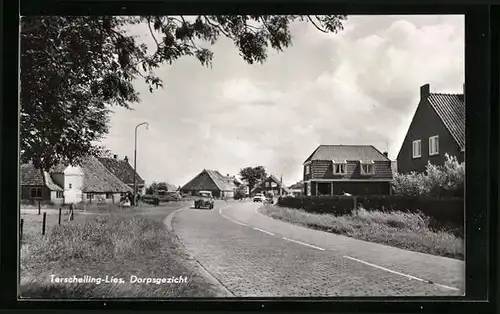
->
20;205;220;298
261;205;464;260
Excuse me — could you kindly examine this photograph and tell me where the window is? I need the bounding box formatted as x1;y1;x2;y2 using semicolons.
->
30;187;43;198
69;183;72;189
56;191;64;198
333;163;347;175
361;163;375;175
106;193;113;199
305;165;310;175
86;193;92;200
412;140;422;158
429;135;439;156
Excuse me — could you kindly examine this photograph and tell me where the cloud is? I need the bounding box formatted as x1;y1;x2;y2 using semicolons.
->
101;15;464;187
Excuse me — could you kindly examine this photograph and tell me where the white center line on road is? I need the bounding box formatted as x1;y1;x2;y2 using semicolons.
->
219;207;248;227
342;255;461;292
253;227;275;236
282;237;326;251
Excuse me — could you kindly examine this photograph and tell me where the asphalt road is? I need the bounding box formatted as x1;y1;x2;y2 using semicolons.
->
171;200;465;297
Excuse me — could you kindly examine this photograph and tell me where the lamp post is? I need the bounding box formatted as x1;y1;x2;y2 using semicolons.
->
134;122;149;206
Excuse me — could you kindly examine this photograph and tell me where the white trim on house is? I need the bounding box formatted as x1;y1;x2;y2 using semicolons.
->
29;187;43;198
304;178;393;183
305;164;310;175
412;139;422;158
360;162;375;175
303;161;312;166
332;163;347;175
332;159;347;163
429;135;439;156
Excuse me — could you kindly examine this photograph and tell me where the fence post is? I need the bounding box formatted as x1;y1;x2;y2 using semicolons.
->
20;219;24;245
42;212;47;235
38;201;41;215
58;208;62;225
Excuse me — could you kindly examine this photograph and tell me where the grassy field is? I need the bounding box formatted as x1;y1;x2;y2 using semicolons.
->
260;205;464;260
19;202;222;298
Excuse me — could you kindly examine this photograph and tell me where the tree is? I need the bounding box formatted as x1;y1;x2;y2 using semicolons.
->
239;166;267;193
145;182;158;194
21;15;347;171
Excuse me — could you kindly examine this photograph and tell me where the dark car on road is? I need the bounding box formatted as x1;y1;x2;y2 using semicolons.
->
194;191;214;209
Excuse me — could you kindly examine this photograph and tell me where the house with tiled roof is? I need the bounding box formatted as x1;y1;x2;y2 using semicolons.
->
288;181;304;197
98;155;146;195
396;83;465;174
303;145;393;196
20;163;65;204
20;156;132;205
251;174;291;196
180;169;239;198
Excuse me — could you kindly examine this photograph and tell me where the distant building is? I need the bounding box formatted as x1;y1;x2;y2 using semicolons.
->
20;156;133;205
397;83;465;174
180;169;238;198
303;144;393;196
251;175;290;196
288;181;304;197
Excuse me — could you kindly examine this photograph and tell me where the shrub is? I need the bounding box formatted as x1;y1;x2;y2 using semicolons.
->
278;195;463;232
392;154;464;197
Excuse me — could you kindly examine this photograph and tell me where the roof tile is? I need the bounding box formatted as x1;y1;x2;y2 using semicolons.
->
427;93;465;150
304;145;389;164
98;157;145;185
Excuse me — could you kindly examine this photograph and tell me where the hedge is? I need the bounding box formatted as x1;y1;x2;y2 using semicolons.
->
278;195;464;229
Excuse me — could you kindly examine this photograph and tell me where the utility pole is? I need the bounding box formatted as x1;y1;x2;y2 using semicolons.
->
134;122;149;206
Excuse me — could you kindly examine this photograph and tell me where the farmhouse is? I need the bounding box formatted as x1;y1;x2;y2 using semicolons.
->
180;169;238;198
303;145;393;196
396;83;465;174
20;156;133;205
98;155;146;195
20;163;65;205
288;181;304;197
251;175;290;196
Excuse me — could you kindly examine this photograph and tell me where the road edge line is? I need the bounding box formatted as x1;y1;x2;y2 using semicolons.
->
163;206;235;297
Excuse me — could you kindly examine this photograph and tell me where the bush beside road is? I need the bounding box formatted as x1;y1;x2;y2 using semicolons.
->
261;204;464;260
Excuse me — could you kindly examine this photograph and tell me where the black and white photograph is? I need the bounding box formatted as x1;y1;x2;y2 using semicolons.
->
19;14;465;298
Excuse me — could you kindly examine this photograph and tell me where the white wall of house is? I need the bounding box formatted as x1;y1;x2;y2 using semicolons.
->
63;166;84;204
83;192;122;204
50;191;65;205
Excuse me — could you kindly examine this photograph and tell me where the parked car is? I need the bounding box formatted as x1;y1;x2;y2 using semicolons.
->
253;193;266;202
194;191;214;209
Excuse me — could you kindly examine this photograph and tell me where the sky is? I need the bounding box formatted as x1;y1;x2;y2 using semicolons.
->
100;15;464;187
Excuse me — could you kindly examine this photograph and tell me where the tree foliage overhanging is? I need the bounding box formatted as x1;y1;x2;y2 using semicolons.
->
21;15;347;171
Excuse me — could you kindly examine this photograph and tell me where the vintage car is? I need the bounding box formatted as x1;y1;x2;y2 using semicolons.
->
252;193;266;202
194;191;214;209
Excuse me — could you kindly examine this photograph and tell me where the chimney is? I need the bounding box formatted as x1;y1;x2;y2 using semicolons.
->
113;154;118;159
124;156;128;163
383;151;388;157
420;84;430;99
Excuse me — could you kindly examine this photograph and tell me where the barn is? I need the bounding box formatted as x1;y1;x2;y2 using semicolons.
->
180;169;238;198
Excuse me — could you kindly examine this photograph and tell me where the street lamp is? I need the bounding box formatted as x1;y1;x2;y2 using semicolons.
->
134;122;149;206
